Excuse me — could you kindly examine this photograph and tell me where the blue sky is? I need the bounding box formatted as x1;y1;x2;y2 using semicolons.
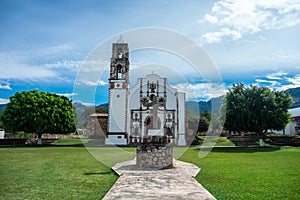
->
0;0;299;105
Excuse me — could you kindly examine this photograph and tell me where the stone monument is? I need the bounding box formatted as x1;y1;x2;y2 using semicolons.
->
135;92;174;169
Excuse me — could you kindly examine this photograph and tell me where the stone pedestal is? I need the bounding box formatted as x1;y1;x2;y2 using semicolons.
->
136;143;173;169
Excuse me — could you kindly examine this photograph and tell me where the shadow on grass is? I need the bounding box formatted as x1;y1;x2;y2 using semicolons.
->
84;171;113;175
194;146;282;153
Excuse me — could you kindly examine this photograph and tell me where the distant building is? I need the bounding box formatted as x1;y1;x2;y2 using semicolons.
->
106;37;186;146
274;107;300;135
0;128;4;139
89;113;108;138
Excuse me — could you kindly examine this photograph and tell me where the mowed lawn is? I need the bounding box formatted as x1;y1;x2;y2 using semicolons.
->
180;147;300;200
1;145;299;200
0;147;118;200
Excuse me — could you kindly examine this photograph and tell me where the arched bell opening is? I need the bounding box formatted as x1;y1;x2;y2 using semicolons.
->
116;64;122;79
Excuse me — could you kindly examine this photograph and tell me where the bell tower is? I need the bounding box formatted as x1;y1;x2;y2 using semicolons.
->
109;36;129;84
106;36;130;145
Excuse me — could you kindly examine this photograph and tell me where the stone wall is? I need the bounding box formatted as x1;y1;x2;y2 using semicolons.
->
136;143;173;169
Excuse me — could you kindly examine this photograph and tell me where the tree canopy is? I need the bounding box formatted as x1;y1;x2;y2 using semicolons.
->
1;90;76;137
223;83;292;136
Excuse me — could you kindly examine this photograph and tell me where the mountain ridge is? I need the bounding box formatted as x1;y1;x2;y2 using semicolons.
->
0;87;299;116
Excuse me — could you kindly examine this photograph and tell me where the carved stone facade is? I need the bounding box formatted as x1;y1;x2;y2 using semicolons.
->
106;38;186;146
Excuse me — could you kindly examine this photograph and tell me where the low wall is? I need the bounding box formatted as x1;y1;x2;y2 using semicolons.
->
136;143;173;169
265;136;300;146
0;139;27;146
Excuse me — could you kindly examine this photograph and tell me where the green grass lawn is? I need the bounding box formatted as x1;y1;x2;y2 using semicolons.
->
180;147;300;200
52;138;106;146
1;146;299;199
0;147;118;200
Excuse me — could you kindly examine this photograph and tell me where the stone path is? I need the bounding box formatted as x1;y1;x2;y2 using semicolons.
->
103;159;216;200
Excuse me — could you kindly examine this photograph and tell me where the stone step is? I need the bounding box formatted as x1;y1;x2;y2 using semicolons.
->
228;136;259;147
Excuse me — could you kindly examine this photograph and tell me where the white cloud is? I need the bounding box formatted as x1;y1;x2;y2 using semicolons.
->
200;0;300;43
265;71;287;80
0;51;58;81
0;43;78;81
199;14;218;24
43;60;83;71
98;80;108;86
201;28;242;43
256;72;300;91
173;82;226;101
0;61;57;80
78;80;108;87
56;92;77;98
279;84;300;91
0;84;12;90
72;100;94;107
255;79;279;87
40;44;74;55
78;80;97;86
0;98;9;104
286;74;300;86
80;59;109;73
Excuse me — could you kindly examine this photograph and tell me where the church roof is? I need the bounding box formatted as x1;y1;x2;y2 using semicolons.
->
90;113;108;118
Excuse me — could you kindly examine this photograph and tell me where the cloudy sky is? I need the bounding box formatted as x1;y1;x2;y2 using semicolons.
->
1;0;299;105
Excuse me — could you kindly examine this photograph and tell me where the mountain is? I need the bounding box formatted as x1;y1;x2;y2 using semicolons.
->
186;96;224;114
99;103;109;107
72;102;109;127
186;87;300;114
0;87;299;117
285;87;300;109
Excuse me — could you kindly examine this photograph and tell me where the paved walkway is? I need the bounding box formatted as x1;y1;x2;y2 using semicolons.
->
103;159;216;200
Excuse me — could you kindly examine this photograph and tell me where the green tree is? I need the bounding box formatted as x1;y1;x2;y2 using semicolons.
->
200;110;211;121
223;83;292;142
1;90;76;144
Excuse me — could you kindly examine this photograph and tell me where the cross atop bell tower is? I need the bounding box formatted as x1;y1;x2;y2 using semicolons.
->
109;36;129;83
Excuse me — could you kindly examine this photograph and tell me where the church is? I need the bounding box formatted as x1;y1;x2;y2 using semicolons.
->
105;37;186;146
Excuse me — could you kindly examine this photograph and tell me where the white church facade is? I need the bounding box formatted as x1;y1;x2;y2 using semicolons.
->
105;38;186;146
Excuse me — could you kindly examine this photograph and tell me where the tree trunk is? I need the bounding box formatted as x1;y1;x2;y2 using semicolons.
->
37;134;42;145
